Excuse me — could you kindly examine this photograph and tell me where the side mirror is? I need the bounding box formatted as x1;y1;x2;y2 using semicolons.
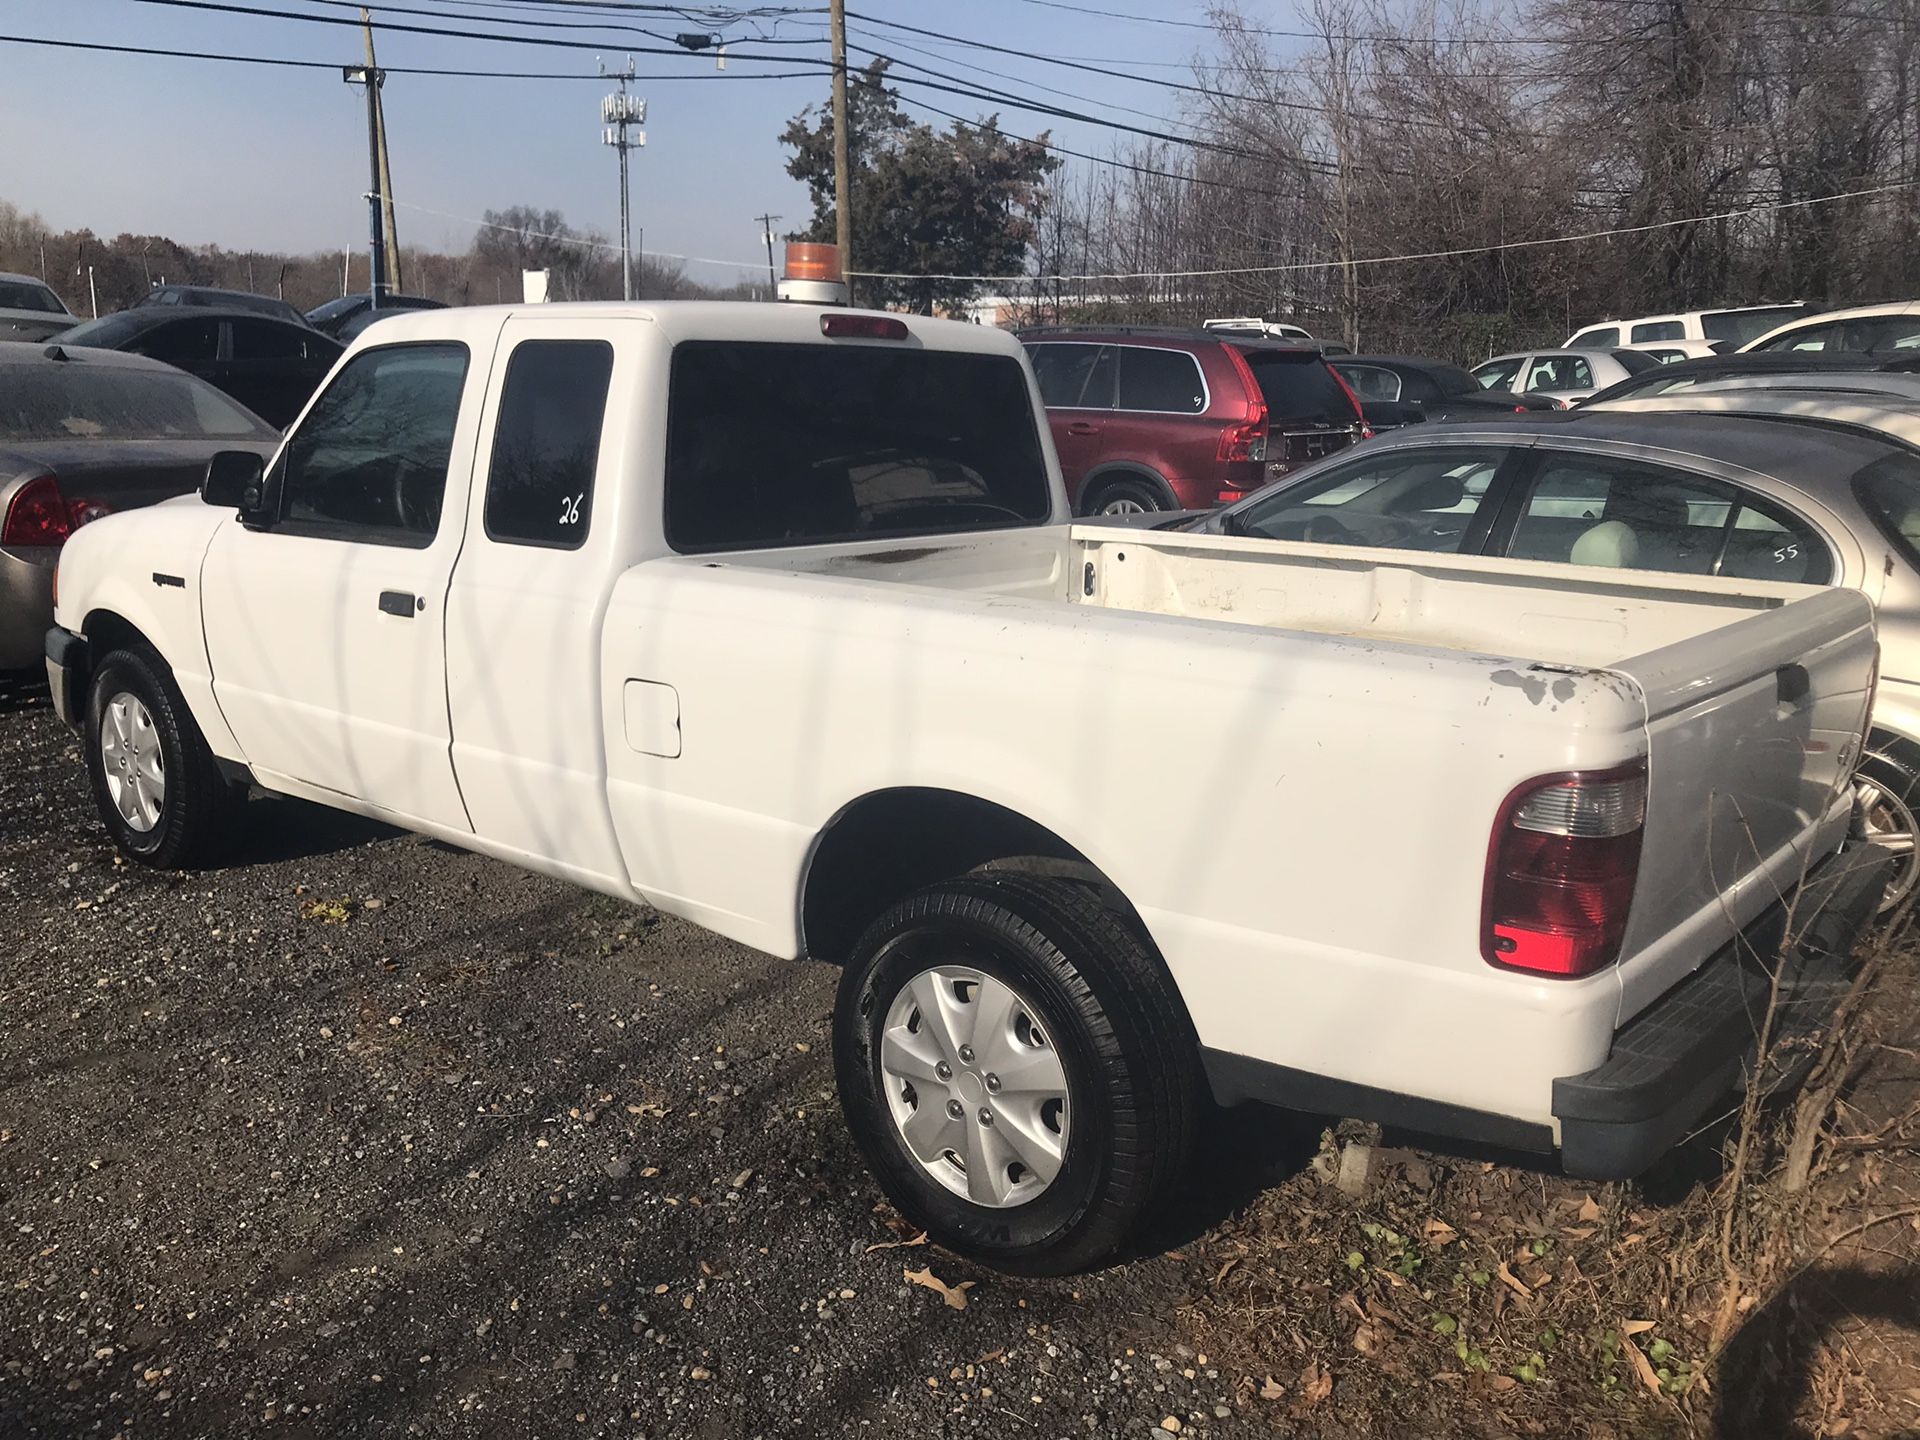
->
202;450;269;527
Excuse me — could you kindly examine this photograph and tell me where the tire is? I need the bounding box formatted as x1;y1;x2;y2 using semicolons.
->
1855;745;1920;915
833;871;1201;1275
85;645;239;868
1081;477;1167;518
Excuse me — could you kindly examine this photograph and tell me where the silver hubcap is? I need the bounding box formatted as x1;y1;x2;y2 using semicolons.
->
1855;769;1917;912
1099;495;1148;516
880;966;1071;1209
101;692;165;834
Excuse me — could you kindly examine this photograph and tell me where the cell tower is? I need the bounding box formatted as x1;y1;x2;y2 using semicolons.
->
601;59;647;302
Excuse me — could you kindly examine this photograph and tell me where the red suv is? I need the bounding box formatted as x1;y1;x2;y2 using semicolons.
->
1019;327;1369;515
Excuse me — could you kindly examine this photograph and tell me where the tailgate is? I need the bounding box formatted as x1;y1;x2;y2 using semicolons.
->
1610;586;1877;1025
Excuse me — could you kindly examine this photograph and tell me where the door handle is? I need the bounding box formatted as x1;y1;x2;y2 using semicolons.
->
1066;421;1099;436
378;590;420;617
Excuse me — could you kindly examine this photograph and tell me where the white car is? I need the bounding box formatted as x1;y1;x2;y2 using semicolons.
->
1472;347;1660;404
1202;316;1314;341
1626;338;1723;364
0;271;77;343
1568;303;1815;351
44;301;1889;1272
1740;302;1920;356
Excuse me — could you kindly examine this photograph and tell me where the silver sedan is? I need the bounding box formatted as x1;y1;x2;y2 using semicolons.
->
1470;347;1661;405
1191;402;1920;907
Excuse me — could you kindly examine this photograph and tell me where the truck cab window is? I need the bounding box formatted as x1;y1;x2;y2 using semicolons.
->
664;341;1052;552
277;342;468;546
484;340;614;548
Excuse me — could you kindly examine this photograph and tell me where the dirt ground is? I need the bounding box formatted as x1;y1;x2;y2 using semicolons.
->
3;675;1917;1439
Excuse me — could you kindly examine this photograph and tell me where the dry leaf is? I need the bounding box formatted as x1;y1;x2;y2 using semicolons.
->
1294;1360;1333;1411
1423;1218;1458;1246
1352;1324;1378;1356
1622;1335;1663;1395
1578;1194;1603;1223
1214;1257;1241;1285
1496;1262;1533;1299
905;1265;975;1310
1619;1232;1647;1247
1621;1319;1657;1336
1563;1226;1597;1240
1487;1374;1518;1392
865;1232;929;1254
1259;1376;1285;1401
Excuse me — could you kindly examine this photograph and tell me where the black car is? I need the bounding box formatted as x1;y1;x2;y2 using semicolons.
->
133;284;311;328
55;309;342;429
306;292;447;342
1333;355;1558;430
1578;349;1901;405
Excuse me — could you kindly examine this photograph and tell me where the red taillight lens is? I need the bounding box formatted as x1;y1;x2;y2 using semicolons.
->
1217;410;1268;463
820;313;908;340
1483;763;1647;978
2;474;73;546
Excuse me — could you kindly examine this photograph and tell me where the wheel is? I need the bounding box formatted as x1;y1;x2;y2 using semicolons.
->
1855;747;1920;914
1083;477;1167;518
833;872;1200;1275
85;646;238;868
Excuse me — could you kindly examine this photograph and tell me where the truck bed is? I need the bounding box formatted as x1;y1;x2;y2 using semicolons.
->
755;522;1830;671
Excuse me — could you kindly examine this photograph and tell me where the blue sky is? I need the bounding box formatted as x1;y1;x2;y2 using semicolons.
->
2;0;1279;288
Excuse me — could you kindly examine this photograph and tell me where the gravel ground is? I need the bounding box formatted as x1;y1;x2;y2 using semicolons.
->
0;679;1306;1440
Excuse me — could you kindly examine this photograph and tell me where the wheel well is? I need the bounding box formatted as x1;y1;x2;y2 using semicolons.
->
1867;727;1920;775
1077;466;1175;515
83;610;158;663
800;787;1143;962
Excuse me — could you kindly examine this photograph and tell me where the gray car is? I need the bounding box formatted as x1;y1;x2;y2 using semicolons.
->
0;272;76;344
0;342;279;670
1188;404;1920;907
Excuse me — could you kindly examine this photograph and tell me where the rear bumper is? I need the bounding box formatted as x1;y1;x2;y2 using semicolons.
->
1553;840;1893;1179
0;546;57;671
45;625;88;729
1198;842;1890;1177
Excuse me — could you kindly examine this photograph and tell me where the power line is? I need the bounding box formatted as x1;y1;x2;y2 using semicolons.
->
847;178;1920;281
0;30;821;80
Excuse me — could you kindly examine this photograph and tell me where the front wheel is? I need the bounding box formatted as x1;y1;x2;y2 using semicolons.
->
85;646;238;868
833;872;1200;1275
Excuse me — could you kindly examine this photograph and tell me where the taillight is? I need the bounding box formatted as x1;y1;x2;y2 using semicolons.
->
1217;412;1268;463
2;474;73;546
820;313;907;340
1217;345;1270;463
1483;762;1647;978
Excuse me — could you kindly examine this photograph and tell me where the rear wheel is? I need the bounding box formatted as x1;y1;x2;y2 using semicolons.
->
1083;477;1167;518
833;872;1200;1274
85;646;239;868
1855;746;1920;914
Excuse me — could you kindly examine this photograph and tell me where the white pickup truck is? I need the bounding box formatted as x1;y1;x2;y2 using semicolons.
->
45;302;1890;1273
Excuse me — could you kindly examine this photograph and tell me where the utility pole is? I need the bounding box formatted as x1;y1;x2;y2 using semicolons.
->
756;213;781;291
829;0;852;302
362;9;403;295
601;58;647;301
342;60;388;307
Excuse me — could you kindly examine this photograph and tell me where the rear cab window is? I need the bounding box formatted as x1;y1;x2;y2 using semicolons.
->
1702;306;1808;346
1629;320;1685;342
485;340;615;548
665;341;1053;552
1568;327;1620;348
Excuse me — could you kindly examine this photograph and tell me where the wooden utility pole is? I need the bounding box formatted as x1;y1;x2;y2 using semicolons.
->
362;9;403;295
829;0;852;301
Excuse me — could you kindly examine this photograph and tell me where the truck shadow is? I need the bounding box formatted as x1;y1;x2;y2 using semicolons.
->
224;793;401;865
1714;1261;1920;1437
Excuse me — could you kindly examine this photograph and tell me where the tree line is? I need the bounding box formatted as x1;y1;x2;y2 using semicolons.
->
0;200;732;319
